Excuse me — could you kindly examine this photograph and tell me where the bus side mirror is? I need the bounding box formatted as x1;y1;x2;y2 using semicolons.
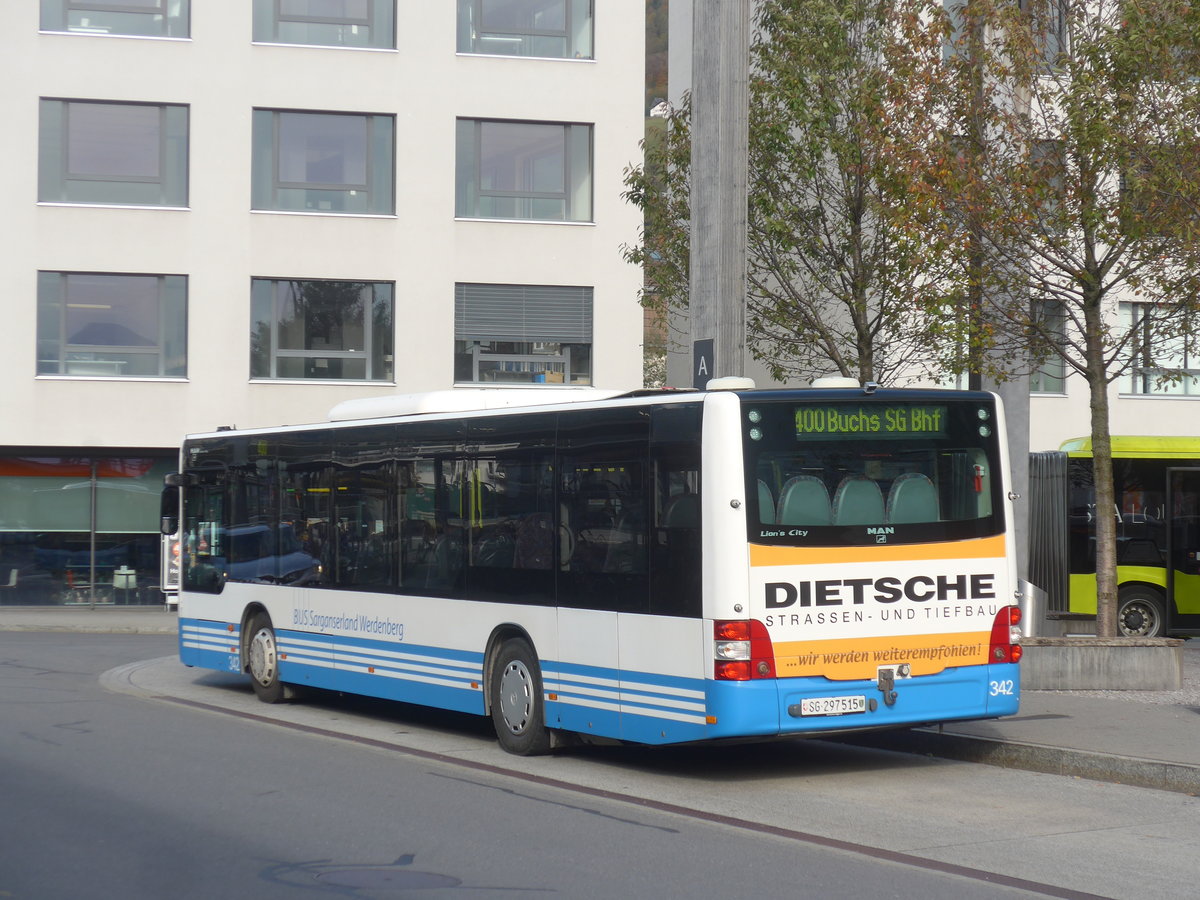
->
160;482;180;536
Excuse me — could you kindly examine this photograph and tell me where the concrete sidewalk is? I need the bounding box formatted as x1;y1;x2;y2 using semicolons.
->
0;605;178;635
3;604;1198;794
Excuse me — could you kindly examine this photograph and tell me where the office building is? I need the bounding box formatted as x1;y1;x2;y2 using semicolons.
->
1;1;645;604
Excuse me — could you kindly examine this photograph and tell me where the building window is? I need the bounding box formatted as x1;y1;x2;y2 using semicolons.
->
1122;301;1200;395
1015;0;1068;70
252;109;394;214
40;0;190;38
37;272;187;378
456;0;593;59
39;100;188;207
1121;150;1200;240
252;0;394;49
454;283;592;384
251;279;394;381
456;119;592;221
1029;299;1065;393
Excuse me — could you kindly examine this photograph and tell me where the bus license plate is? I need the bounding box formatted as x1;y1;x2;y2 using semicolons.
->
801;695;867;717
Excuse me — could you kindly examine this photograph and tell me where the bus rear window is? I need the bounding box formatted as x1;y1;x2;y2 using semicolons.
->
745;397;1004;546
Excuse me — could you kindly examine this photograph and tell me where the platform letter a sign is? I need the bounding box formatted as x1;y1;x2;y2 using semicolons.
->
693;339;714;389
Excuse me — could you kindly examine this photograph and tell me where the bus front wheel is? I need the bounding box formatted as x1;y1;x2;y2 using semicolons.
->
246;613;292;703
1117;587;1165;638
490;638;552;756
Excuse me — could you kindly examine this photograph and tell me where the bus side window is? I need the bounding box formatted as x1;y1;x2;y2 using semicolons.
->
183;484;226;594
650;402;703;618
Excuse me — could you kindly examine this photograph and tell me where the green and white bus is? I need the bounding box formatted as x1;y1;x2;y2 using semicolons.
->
1029;436;1200;637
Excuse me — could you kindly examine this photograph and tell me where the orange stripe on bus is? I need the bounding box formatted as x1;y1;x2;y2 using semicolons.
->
749;534;1006;567
773;631;994;680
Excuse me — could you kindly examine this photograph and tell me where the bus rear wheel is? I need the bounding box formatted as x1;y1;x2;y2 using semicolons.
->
246;613;292;703
1117;587;1165;638
490;638;552;756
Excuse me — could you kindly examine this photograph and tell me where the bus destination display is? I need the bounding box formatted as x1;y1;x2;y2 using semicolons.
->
795;404;948;440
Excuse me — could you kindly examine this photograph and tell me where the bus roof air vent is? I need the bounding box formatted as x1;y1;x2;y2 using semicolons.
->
706;377;756;391
810;376;861;389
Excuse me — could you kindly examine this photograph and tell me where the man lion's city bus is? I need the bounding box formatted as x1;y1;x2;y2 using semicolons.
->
164;381;1021;755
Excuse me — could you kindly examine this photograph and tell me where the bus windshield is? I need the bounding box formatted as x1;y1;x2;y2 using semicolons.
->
744;395;1004;546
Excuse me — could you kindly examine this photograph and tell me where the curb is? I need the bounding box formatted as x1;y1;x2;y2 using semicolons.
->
838;729;1200;796
0;623;177;635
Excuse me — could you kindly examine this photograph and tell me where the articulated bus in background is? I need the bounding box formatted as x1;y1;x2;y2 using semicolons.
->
1029;436;1200;638
162;382;1022;755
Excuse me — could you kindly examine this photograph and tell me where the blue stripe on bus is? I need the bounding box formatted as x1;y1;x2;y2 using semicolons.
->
276;629;487;715
541;659;710;739
179;617;1018;744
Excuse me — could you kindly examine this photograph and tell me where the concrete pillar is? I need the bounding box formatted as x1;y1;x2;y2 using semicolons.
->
688;0;751;386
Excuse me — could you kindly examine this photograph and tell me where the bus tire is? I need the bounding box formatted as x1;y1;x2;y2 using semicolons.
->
490;638;552;756
1117;586;1165;638
246;613;292;703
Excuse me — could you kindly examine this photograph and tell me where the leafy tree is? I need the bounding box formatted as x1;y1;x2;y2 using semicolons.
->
623;0;957;386
894;0;1200;635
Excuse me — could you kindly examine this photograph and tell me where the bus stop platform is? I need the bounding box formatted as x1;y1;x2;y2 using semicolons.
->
2;605;1198;794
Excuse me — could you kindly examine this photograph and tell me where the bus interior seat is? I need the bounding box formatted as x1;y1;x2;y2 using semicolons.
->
663;493;700;528
832;475;885;526
757;479;775;524
886;473;939;524
513;512;553;570
776;475;831;526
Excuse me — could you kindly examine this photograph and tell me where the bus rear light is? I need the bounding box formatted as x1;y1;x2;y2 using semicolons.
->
714;619;776;680
989;605;1022;664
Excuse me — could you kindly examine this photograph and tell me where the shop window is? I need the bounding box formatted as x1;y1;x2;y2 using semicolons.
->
40;0;190;38
0;456;175;606
456;0;592;59
39;99;189;207
252;109;394;214
252;0;394;49
251;278;394;381
454;283;592;385
37;271;187;378
455;118;592;222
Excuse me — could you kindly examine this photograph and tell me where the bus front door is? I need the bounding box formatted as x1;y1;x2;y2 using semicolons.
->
1166;468;1200;635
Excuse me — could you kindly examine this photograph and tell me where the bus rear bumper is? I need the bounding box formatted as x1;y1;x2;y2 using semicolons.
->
703;663;1021;740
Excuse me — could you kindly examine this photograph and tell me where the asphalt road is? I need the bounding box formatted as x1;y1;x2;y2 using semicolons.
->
4;633;1200;899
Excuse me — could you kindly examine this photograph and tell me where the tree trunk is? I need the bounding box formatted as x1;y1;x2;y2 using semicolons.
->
1084;307;1118;638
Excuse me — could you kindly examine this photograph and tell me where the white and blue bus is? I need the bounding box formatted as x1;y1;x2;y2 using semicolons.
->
165;382;1021;755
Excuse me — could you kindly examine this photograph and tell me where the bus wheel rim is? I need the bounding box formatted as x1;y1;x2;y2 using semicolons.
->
498;661;533;735
1121;601;1156;636
249;629;277;686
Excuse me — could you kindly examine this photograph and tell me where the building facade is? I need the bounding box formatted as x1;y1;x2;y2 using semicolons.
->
1;1;645;605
